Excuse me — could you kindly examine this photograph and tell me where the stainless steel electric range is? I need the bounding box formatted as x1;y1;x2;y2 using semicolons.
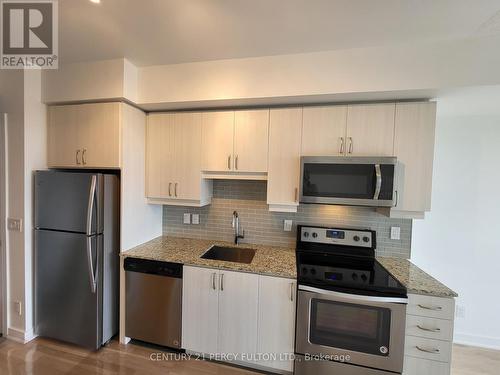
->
294;225;408;375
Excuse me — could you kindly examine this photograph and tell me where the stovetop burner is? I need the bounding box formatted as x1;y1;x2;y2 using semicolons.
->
296;225;407;298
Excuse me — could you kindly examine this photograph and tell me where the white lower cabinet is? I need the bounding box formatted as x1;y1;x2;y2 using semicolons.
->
181;266;219;354
217;270;259;359
403;294;455;375
182;266;295;373
257;275;296;372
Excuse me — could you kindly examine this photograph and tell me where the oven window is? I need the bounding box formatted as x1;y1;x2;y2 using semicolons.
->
302;164;376;199
309;299;391;356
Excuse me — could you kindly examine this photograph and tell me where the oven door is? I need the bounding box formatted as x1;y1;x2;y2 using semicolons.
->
296;286;407;373
300;156;396;207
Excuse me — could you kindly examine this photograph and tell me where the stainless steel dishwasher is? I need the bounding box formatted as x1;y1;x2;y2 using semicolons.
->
125;257;182;349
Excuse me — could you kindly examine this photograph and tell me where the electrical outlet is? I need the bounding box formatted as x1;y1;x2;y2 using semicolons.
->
183;213;191;224
192;214;200;225
390;226;401;240
284;220;293;232
456;305;465;319
13;301;22;316
7;218;22;232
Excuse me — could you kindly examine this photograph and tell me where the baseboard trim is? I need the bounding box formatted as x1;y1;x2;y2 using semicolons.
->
7;327;37;344
454;332;500;350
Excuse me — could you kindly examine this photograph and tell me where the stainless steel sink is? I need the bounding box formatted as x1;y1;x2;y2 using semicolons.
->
201;245;256;264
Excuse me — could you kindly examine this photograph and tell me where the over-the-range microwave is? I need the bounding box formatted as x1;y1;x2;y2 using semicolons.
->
299;156;397;207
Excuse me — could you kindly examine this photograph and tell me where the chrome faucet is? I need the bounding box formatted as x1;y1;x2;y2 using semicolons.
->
232;211;245;245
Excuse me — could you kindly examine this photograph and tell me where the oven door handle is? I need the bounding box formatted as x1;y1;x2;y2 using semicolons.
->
299;285;408;304
373;164;382;200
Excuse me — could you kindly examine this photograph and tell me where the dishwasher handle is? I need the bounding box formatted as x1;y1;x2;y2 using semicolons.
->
124;257;183;278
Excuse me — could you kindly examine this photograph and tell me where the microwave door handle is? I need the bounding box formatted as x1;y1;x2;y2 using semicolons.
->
373;164;382;200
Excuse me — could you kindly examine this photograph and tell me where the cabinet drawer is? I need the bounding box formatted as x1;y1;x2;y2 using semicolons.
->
403;355;450;375
405;336;452;363
408;294;455;320
406;315;453;341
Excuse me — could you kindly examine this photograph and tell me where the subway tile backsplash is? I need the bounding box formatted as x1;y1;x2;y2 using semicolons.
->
162;180;412;258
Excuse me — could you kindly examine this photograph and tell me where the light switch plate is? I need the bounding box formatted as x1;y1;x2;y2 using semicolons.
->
284;219;293;232
7;218;22;232
183;213;191;224
192;214;200;225
390;226;401;240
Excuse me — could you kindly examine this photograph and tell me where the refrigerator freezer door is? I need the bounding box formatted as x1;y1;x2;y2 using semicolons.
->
35;171;103;234
35;230;103;350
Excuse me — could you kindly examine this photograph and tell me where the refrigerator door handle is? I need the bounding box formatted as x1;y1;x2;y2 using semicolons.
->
86;237;97;293
86;175;97;235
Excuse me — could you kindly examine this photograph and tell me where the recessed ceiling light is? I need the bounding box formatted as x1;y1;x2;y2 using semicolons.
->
90;0;100;4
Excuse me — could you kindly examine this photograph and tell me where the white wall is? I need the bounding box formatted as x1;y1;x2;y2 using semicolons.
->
412;85;500;350
0;70;25;339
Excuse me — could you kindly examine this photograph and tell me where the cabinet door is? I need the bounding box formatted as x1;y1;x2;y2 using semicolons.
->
182;266;219;354
145;114;174;199
302;106;347;156
346;103;395;156
393;102;436;213
78;103;120;168
201;111;234;171
218;270;259;359
172;112;202;200
233;109;269;172
257;276;296;372
267;108;303;207
47;105;80;168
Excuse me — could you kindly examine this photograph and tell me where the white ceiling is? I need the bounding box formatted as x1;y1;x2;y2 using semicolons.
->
60;0;500;67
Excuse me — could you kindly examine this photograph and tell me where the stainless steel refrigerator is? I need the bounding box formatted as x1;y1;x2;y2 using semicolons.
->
34;171;119;350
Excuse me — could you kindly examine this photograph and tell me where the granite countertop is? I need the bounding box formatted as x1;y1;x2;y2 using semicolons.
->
122;236;296;279
122;236;457;297
377;257;458;298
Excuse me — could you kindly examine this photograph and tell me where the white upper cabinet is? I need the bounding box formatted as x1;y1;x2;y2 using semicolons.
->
302;105;348;156
201;111;235;172
201;109;269;177
346;103;396;156
389;102;436;218
233;109;269;173
267;108;303;212
47;103;120;168
146;112;212;206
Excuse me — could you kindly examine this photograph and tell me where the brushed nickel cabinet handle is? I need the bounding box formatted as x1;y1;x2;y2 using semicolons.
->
416;346;440;354
227;155;231;170
82;148;87;165
294;188;298;202
418;304;443;311
174;182;178;197
235;155;238;170
76;150;81;165
220;273;224;291
168;182;172;197
211;273;216;290
417;325;441;333
339;137;344;154
290;282;295;302
348;137;353;154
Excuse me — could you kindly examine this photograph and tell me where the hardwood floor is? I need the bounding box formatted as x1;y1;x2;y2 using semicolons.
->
0;338;498;374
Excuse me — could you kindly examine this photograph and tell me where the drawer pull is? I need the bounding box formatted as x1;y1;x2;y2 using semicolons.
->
417;325;441;333
416;346;440;354
418;304;443;311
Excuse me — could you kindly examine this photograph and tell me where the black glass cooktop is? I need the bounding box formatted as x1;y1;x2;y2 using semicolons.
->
296;251;407;298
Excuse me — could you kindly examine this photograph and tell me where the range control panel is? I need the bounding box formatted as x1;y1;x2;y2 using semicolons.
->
300;226;374;248
299;264;372;285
